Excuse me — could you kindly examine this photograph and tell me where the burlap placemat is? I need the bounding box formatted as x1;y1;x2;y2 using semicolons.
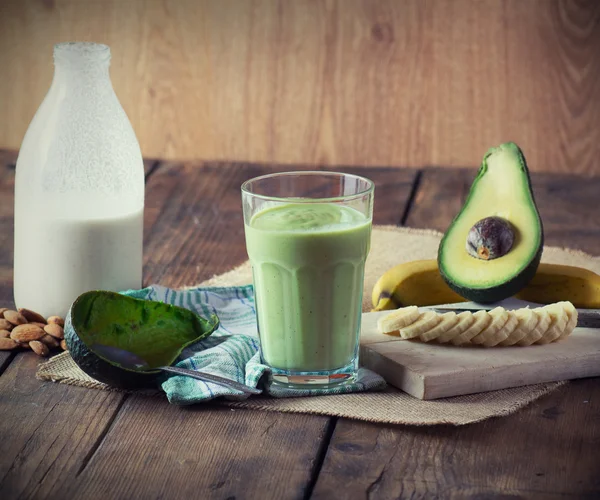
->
37;226;600;425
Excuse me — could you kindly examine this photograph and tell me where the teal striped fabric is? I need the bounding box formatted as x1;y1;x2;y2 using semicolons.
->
124;285;386;404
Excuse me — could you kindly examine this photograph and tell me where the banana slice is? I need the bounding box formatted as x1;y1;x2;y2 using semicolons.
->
419;312;459;342
517;308;551;346
559;301;578;340
377;301;578;347
377;306;420;334
471;307;517;347
436;311;476;343
450;310;492;346
536;302;569;345
499;308;539;346
398;311;442;339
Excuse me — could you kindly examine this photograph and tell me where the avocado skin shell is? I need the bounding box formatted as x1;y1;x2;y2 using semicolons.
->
64;291;219;390
437;142;544;303
65;307;161;389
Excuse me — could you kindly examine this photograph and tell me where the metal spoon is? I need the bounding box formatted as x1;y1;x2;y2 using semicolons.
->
91;343;261;395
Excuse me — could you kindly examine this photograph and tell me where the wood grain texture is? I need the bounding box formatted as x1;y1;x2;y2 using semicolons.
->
1;1;599;174
311;378;600;498
530;172;600;256
61;395;330;500
0;153;16;305
143;161;417;288
405;167;600;255
0;353;127;499
0;157;599;498
403;168;475;232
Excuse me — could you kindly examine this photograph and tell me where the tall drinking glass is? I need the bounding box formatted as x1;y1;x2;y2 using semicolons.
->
242;172;374;389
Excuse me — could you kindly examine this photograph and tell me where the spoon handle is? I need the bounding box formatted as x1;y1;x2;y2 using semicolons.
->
159;366;262;395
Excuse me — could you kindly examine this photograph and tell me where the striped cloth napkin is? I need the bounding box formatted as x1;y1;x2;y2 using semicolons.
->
124;285;386;404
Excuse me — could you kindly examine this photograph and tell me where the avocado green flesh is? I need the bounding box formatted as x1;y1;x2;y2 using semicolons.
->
438;143;543;301
65;291;219;389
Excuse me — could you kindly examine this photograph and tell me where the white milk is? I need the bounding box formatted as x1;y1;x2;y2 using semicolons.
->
14;43;145;317
14;210;143;318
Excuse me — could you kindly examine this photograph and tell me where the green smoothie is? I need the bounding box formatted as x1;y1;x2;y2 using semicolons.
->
245;203;372;372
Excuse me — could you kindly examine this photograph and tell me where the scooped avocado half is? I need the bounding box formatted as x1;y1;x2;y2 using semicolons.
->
65;291;219;389
438;142;544;303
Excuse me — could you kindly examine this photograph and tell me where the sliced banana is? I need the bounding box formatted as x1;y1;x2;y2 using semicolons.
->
484;310;519;347
377;306;420;334
536;303;568;345
450;310;492;346
375;301;577;347
398;311;442;339
559;301;578;340
499;308;538;346
471;307;518;347
419;312;459;342
517;308;551;346
436;311;476;343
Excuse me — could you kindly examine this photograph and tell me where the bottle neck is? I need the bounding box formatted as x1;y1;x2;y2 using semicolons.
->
53;62;111;83
52;42;112;85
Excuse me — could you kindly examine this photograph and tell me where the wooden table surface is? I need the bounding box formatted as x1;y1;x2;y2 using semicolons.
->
0;150;599;499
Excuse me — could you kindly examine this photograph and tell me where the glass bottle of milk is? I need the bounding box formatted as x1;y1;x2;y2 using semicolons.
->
14;42;144;318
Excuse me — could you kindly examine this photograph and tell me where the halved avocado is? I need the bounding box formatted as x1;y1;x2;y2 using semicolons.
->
438;142;544;303
65;291;219;389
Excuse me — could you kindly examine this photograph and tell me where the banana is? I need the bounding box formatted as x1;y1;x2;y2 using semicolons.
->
471;307;518;347
377;306;420;334
419;312;459;343
397;311;442;339
559;302;578;340
375;301;578;347
536;303;569;345
499;308;538;346
517;309;551;346
436;311;476;343
371;260;466;311
372;260;600;311
515;265;600;309
450;310;492;346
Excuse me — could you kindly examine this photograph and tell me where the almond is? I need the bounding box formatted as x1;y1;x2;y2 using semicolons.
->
47;316;65;327
21;342;31;349
44;323;64;339
4;310;27;326
0;330;10;338
40;334;60;349
0;319;13;331
30;340;49;357
10;324;44;342
18;308;46;324
0;308;9;316
0;337;18;350
60;340;67;351
30;322;47;328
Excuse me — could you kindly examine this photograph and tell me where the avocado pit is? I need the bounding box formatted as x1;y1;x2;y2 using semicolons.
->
466;216;514;261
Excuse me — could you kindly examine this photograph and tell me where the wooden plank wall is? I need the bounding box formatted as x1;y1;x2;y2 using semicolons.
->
0;0;599;174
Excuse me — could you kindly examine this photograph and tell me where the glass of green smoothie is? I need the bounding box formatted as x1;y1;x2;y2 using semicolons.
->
242;172;374;389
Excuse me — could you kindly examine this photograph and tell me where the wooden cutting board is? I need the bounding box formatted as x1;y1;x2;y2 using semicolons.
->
359;309;600;400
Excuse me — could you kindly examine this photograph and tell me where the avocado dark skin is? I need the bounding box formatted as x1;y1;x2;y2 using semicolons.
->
438;142;544;303
454;248;543;304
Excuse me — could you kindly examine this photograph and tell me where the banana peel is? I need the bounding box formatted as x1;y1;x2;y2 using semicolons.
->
372;260;600;311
